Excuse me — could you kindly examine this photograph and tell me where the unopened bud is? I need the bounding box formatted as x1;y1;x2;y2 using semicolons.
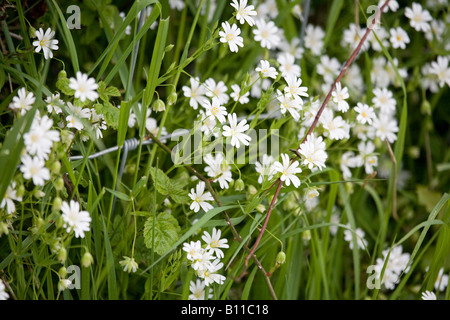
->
58;266;67;278
420;100;431;115
53;197;63;212
0;222;9;236
235;178;245;191
58;247;67;264
51;161;61;175
55;177;64;191
167;92;178;106
82;252;94;268
276;251;286;265
29;27;37;38
152;98;166;112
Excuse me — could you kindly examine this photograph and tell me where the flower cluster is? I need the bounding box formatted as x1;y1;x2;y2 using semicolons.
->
183;228;229;299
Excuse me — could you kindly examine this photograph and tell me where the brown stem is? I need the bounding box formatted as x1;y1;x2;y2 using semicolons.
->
385;138;398;221
244;0;392;268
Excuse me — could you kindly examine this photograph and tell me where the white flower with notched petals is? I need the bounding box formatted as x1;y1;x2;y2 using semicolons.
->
61;200;91;238
255;154;276;184
277;52;301;78
9;87;35;115
20;155;50;186
372;87;396;114
298;134;328;171
304;24;325;56
276;89;302;121
202;228;229;259
273;153;302;188
189;181;214;213
182;77;207;110
283;75;308;103
230;84;250;104
373;114;399;143
32;28;58;60
219;21;244;53
204;153;233;190
405;3;432;33
204;78;229;104
222;113;251;148
421;291;437;300
429;56;450;88
119;256;139;273
183;240;203;261
231;0;257;26
331;82;350;113
354;103;376;125
69;72;99;102
189;279;213;300
198;259;226;286
0;182;22;214
344;224;368;250
256;60;278;79
203;97;227;124
389;27;410;49
378;0;399;12
253;19;280;50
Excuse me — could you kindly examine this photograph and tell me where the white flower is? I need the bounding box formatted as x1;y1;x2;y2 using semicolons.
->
168;0;185;10
204;153;233;189
298;134;328;171
304;189;319;211
369;27;390;52
429;56;450;88
183;240;203;261
357;141;378;175
374;245;411;290
255;154;276;184
198;259;226;286
222;113;251;149
344;224;368;250
61;200;91;238
202;228;229;259
32;27;58;60
58;279;72;291
378;0;399;12
373;113;399;143
342;23;369;52
317;55;340;84
20;154;50;186
331;82;350;112
119;256;139;273
277;52;301;78
45;92;63;114
354;103;376;125
182;77;207;110
389;27;410;49
256;60;278;79
204;78;229;104
231;0;257;26
421;291;437;300
320;109;350;141
277;89;302;121
303;24;324;56
0;182;22;214
278;37;304;60
230;84;250;104
24;115;60;161
65;102;91;131
433;268;449;292
273;153;302;188
283;75;308;103
203;97;227;124
405;3;432;33
9;87;35;115
189;181;214;213
253;19;280;50
372;87;396;114
69;72;99;102
340;151;361;180
0;279;9;300
219;21;244;53
189;279;213;300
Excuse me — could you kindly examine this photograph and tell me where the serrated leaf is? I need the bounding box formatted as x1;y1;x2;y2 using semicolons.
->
144;212;181;255
56;72;75;96
149;167;171;195
169;187;190;204
105;86;121;97
95;101;119;129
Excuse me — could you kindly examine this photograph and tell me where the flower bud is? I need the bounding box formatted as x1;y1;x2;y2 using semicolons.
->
58;279;71;291
408;146;420;159
29;26;37;38
276;251;286;265
0;222;9;236
82;252;94;268
53;197;63;212
248;185;257;196
58;266;67;278
420;100;431;115
51;161;61;175
234;178;245;191
55;177;65;191
58;247;67;264
167;92;177;106
152;98;166;112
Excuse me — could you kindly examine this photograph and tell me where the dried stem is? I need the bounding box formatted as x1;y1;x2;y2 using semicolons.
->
243;0;392;268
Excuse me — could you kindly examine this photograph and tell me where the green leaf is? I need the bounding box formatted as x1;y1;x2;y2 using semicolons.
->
94;102;120;129
149;167;171;195
56;71;75;96
144;212;181;256
98;81;121;102
105;187;131;201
